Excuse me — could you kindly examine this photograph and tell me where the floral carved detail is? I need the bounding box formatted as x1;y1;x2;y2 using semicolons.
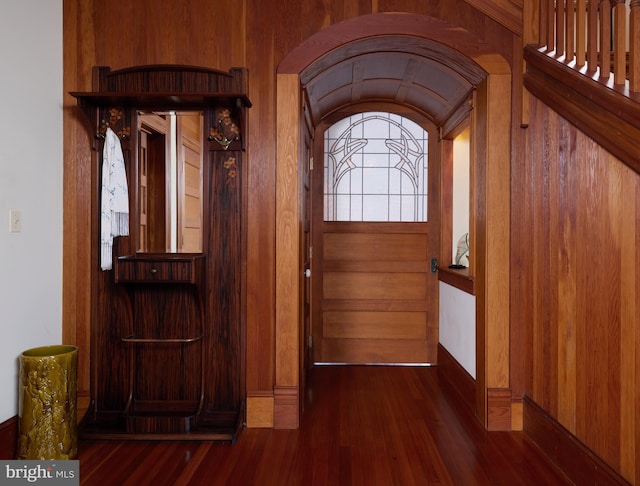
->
98;107;130;139
223;155;238;187
209;108;240;149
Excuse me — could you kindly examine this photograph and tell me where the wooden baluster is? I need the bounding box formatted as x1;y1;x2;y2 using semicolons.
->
588;0;599;71
600;0;612;79
567;0;577;61
631;0;640;91
539;0;548;48
547;0;556;51
577;0;587;66
612;0;627;85
557;0;566;55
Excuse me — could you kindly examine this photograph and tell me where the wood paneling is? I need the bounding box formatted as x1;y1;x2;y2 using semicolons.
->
63;0;95;395
63;0;516;443
59;0;640;482
518;95;640;484
473;74;512;428
64;0;516;433
524;46;640;175
274;73;302;428
464;0;524;35
244;0;277;396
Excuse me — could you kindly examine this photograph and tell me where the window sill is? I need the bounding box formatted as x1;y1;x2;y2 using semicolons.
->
438;266;475;295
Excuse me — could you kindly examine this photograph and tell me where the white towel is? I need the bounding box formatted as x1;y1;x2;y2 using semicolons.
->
100;127;129;270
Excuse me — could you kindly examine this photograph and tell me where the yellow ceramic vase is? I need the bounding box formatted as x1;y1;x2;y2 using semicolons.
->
18;345;78;460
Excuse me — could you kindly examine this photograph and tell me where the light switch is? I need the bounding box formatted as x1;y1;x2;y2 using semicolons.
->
9;209;21;232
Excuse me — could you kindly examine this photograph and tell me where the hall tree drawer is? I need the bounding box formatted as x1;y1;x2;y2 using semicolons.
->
115;254;205;283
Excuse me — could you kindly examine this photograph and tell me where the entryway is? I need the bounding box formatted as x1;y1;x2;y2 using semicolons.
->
273;12;512;430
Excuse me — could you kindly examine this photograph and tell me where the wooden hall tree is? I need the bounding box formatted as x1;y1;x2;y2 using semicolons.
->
72;65;251;441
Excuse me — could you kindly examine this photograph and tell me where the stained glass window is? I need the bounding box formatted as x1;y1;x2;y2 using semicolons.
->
324;112;428;222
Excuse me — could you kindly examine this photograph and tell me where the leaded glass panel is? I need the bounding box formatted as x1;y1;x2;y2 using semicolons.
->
324;112;428;222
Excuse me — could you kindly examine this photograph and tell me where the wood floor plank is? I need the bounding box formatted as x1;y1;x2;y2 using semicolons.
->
77;366;571;485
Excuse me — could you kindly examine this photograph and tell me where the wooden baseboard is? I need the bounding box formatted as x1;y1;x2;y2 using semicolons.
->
0;416;17;460
246;392;274;428
511;397;523;431
437;343;476;413
273;386;299;429
523;396;630;486
487;388;512;431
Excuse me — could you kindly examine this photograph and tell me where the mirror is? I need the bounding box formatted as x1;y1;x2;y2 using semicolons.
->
71;65;251;263
137;111;203;253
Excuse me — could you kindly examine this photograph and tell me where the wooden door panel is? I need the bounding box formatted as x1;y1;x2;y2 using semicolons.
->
323;272;427;300
324;233;428;261
323;311;427;339
315;224;434;364
320;339;429;364
323;300;427;312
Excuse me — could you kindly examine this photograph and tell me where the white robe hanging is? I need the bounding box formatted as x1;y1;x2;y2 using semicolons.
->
100;127;129;270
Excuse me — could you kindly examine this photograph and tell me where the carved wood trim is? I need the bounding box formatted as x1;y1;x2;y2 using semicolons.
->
98;107;130;140
524;45;640;175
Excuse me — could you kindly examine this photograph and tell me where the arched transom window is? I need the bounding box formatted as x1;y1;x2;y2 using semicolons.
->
324;112;428;222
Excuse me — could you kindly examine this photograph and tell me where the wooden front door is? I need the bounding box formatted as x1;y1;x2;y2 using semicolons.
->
311;112;438;365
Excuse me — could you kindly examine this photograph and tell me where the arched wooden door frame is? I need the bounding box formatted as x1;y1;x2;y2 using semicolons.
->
271;12;512;430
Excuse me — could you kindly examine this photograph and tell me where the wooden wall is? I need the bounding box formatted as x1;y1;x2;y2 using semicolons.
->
62;0;640;481
516;96;640;484
63;0;515;410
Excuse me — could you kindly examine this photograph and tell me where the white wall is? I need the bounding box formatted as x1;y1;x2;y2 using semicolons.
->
0;1;63;422
439;282;476;378
452;129;470;264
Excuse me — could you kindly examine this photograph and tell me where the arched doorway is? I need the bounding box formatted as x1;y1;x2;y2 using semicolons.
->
312;109;435;366
272;13;512;431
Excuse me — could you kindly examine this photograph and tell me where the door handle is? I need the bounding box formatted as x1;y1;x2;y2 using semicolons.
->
304;268;311;278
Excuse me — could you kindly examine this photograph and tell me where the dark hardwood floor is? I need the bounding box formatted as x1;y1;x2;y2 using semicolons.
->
77;366;571;485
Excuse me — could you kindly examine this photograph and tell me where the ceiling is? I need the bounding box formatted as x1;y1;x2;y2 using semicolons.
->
300;36;488;128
